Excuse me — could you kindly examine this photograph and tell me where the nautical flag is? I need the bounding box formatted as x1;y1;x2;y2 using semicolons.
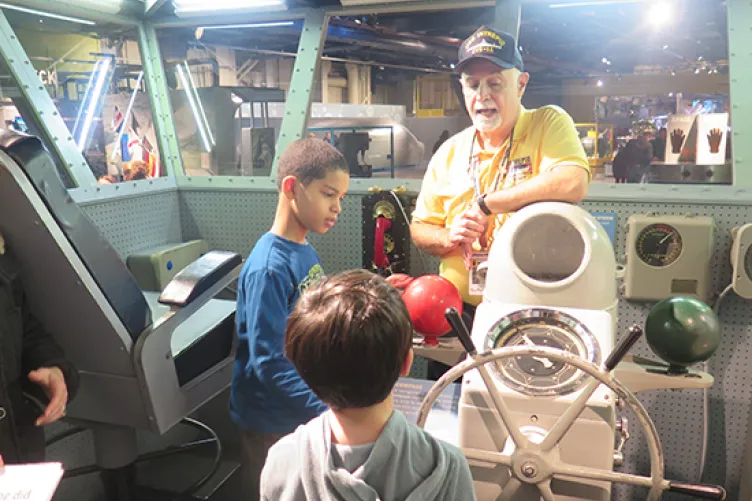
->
141;136;162;177
120;130;131;162
121;130;161;178
112;106;124;133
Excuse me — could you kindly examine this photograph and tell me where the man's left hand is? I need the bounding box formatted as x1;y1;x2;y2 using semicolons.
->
28;367;68;426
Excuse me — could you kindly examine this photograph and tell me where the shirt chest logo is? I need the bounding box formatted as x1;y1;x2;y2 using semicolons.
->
509;156;532;174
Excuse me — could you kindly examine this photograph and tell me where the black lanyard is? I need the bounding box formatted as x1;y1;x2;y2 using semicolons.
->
469;127;515;199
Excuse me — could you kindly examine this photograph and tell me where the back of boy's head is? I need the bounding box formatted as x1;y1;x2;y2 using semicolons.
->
277;138;349;189
286;269;413;410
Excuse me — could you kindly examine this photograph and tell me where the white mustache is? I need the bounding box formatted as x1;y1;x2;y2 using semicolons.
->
475;104;498;112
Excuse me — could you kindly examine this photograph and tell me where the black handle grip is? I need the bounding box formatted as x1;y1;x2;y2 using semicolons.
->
604;326;643;371
668;481;726;500
445;307;476;355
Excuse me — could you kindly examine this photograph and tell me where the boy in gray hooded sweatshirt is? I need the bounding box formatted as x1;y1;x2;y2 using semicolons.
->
260;269;476;501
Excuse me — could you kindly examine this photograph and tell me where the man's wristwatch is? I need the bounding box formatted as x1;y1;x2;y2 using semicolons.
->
477;194;492;216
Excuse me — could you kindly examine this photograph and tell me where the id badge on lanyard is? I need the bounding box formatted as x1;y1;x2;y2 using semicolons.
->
468;128;514;296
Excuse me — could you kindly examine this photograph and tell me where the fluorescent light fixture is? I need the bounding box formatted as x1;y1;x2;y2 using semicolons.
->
199;21;294;30
176;64;213;153
183;61;215;148
549;0;641;7
339;0;416;5
0;2;95;24
174;0;286;15
74;57;113;152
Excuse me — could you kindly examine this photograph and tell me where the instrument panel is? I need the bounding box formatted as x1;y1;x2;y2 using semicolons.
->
624;214;715;302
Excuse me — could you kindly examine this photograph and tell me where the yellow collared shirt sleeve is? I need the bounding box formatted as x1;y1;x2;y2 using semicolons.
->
537;106;591;178
412;139;455;227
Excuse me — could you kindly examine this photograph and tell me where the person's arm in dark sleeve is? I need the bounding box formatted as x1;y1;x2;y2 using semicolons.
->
239;269;327;418
19;289;79;404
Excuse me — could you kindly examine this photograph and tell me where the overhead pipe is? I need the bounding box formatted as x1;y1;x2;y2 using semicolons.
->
200;18;589;76
190;18;593;79
323;23;457;62
196;20;458;63
325;21;593;75
187;42;452;75
320;18;595;75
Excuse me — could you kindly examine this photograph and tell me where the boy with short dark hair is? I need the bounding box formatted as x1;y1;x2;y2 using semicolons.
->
229;138;350;501
261;269;477;501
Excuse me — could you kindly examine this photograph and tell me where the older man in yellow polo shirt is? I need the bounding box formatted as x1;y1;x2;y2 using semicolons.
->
408;26;590;377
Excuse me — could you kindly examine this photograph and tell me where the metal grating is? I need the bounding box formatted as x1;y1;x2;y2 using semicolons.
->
81;191;183;259
44;424;102;501
179;191;275;257
42;421;204;501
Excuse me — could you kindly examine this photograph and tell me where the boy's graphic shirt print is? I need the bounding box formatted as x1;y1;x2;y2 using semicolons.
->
298;264;324;295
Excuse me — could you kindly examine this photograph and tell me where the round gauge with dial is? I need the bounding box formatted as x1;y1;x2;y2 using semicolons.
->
485;309;600;396
635;223;683;267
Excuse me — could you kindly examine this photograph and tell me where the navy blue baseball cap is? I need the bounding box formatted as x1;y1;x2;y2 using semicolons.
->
456;26;524;73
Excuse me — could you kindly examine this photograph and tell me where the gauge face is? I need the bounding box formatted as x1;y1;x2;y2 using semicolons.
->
635;224;683;267
485;309;600;396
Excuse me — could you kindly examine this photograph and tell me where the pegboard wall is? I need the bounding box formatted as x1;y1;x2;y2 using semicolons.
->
78;189;752;501
579;200;751;501
80;190;183;259
179;190;365;274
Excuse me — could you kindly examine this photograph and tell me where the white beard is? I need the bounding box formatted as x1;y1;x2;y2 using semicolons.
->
472;112;502;133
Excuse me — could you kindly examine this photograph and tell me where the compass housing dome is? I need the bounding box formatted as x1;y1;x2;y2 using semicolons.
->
484;202;618;319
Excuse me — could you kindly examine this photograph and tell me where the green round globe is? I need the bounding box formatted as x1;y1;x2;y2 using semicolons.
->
645;296;721;373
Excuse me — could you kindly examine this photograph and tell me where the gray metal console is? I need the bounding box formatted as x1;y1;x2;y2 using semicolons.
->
0;132;241;491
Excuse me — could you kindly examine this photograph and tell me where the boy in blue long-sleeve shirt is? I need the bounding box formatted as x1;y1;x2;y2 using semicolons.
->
229;138;350;500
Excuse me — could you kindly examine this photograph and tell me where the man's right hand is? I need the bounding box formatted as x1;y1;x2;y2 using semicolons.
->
449;209;488;248
410;207;488;258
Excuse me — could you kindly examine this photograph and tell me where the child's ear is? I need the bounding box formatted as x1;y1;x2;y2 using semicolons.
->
281;176;297;199
400;348;414;377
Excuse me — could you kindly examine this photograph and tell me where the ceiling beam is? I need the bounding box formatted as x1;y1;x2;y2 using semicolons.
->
144;0;169;18
151;2;492;28
1;0;653;28
2;0;141;24
151;0;646;29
